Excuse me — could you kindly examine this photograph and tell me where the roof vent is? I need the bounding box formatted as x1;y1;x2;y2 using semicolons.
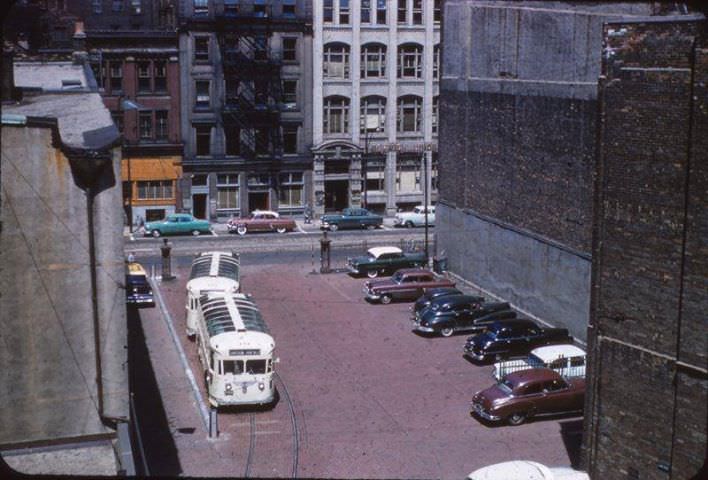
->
62;79;82;90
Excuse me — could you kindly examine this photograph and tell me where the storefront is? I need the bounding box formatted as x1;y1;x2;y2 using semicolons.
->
121;156;182;226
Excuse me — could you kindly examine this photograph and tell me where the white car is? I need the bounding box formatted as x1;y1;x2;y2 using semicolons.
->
492;344;586;381
393;205;435;228
468;461;589;480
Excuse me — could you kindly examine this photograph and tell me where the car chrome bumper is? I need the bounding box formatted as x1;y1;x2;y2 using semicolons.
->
365;292;381;301
413;325;434;333
348;265;360;274
464;347;487;361
471;403;501;421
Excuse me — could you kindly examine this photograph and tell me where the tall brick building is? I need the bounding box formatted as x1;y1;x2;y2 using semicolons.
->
583;16;707;480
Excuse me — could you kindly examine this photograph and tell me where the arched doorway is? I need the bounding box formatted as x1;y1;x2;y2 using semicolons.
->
311;141;363;216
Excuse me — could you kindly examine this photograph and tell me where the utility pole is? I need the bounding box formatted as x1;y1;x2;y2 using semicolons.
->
423;144;430;263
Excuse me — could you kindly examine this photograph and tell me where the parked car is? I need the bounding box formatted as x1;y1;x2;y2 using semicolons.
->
394;205;435;228
125;262;154;307
470;368;585;425
347;246;426;278
320;208;383;231
463;319;574;362
411;287;466;317
143;213;211;237
363;268;455;304
468;461;589;480
493;344;586;381
227;210;296;235
413;299;515;337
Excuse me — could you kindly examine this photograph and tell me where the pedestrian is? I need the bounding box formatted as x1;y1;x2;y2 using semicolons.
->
304;203;313;224
127;252;135;263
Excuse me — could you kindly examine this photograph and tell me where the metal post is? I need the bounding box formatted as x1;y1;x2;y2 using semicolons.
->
209;408;218;438
363;131;369;209
319;231;332;274
423;147;429;264
160;238;174;280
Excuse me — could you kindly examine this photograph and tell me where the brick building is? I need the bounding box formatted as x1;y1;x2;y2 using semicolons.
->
582;16;707;480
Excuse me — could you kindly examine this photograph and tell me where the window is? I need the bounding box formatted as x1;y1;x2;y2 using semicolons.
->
432;96;439;134
154;62;167;92
255;128;269;154
282;38;297;61
397;95;422;132
92;0;102;14
282;0;295;16
137;62;151;92
139;111;152;139
282;80;297;106
361;43;386;78
192;174;208;186
376;0;386;24
130;0;141;14
112;111;124;133
137;180;173;200
365;159;385;191
523;383;543;396
217;174;239;210
323;0;333;23
222;360;244;374
195;125;212;156
195;80;210;108
194;37;209;62
361;0;371;23
433;45;441;79
360;96;386;133
282;126;298;154
225;125;240;156
339;0;349;24
224;0;239;15
109;63;123;93
155;110;168;140
246;360;266;374
254;0;266;17
398;44;423;78
397;0;406;24
193;0;208;16
323;43;350;79
396;157;419;193
323;96;350;134
279;173;303;207
434;0;442;23
112;0;123;12
412;0;423;24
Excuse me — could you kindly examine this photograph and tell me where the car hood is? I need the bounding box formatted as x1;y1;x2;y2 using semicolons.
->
365;278;396;290
350;255;373;265
473;385;510;410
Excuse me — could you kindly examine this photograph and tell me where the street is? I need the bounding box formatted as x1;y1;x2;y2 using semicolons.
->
128;232;583;478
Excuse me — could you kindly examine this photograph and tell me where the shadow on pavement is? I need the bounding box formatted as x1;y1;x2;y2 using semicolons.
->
128;307;182;477
559;418;585;469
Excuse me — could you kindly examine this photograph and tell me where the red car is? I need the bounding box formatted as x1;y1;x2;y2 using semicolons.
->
227;210;296;235
363;268;456;304
471;368;585;426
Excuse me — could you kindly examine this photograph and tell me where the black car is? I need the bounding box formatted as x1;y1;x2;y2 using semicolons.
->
126;262;155;308
413;298;515;337
463;319;573;362
411;287;466;316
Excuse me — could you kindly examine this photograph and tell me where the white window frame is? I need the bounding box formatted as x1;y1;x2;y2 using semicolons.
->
397;95;422;133
398;44;423;79
360;96;386;133
361;43;386;78
323;96;350;134
323;43;350;79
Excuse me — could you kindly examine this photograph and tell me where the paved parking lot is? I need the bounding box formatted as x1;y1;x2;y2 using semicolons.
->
137;255;582;478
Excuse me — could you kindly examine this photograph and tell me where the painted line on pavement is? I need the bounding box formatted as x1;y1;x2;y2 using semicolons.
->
150;277;211;432
380;225;391;231
296;225;306;234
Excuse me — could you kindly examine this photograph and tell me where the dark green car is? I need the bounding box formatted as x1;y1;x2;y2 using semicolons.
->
347;246;427;278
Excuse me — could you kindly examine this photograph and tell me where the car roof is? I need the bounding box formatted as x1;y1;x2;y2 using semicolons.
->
439;294;482;305
252;210;279;217
468;461;554;480
394;268;433;275
530;344;585;362
506;367;562;385
368;246;402;257
127;262;147;276
489;318;538;332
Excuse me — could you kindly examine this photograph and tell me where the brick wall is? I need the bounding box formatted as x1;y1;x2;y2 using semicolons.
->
583;18;707;479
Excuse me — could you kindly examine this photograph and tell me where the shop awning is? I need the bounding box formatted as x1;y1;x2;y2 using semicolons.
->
121;156;182;182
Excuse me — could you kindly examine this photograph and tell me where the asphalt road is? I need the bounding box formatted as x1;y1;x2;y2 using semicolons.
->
127;244;583;478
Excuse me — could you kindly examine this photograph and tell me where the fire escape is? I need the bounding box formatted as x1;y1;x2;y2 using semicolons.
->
217;13;283;166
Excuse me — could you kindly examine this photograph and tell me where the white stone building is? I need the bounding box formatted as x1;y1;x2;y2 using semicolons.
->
312;0;441;215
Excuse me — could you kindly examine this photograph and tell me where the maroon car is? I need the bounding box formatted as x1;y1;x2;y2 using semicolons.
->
227;210;297;235
470;368;585;426
364;268;455;304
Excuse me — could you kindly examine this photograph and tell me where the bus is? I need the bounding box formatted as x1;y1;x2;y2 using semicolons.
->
186;251;240;338
196;292;277;407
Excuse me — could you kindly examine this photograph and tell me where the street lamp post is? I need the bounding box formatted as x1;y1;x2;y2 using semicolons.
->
121;98;143;234
363;130;370;209
423;144;430;263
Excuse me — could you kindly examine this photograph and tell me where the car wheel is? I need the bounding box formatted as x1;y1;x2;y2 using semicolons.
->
237;225;247;236
151;230;161;238
366;270;379;279
381;294;392;305
441;327;454;337
405;221;414;229
507;412;527;426
329;224;339;232
191;230;201;236
276;226;287;234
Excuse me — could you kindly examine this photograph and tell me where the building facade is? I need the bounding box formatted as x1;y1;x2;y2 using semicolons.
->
179;0;313;220
312;0;441;216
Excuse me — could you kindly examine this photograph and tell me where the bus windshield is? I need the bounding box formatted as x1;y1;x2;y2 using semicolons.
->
222;360;244;374
246;359;267;374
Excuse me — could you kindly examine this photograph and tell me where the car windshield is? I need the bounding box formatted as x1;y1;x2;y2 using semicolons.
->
527;354;545;368
368;252;377;260
129;275;149;285
393;272;404;283
499;379;514;393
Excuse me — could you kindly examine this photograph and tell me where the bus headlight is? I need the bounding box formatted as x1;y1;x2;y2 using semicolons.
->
258;382;265;391
225;383;233;395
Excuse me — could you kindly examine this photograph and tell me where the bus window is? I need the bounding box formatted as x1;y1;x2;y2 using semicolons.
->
267;359;273;373
246;360;266;374
223;360;244;374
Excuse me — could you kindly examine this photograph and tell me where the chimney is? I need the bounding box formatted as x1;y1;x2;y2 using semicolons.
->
72;21;88;65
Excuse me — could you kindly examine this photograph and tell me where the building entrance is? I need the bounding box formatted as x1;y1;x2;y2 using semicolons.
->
249;191;270;212
192;194;207;219
325;180;348;212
